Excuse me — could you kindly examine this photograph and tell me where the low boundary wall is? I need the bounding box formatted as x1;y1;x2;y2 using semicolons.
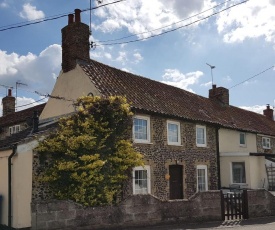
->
31;189;275;230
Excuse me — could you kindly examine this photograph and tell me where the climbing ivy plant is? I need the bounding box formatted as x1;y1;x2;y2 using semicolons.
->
36;96;143;206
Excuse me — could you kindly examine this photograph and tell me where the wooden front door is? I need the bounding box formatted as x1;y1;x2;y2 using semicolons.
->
169;165;183;199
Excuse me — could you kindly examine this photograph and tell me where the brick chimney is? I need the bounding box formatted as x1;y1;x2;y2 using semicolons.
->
209;84;229;106
263;104;274;120
61;9;90;73
2;89;15;116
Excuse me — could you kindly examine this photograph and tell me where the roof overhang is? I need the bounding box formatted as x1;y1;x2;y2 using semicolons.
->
250;152;275;163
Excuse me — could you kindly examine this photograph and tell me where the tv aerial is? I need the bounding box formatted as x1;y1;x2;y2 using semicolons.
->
206;63;215;86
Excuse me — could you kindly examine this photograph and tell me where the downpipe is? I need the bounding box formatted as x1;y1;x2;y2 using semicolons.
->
8;144;17;229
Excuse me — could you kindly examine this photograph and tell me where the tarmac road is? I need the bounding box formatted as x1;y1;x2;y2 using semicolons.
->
122;216;275;230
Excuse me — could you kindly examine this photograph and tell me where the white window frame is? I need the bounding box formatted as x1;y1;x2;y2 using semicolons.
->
239;132;246;147
197;165;208;192
231;162;246;184
133;115;151;143
196;125;207;147
9;125;20;135
262;137;271;149
132;165;151;195
167;120;181;146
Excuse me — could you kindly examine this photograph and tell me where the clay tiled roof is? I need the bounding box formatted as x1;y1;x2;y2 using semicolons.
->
80;59;275;136
0;103;45;127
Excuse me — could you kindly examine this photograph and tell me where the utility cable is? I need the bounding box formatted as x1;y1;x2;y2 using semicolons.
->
15;97;48;108
98;0;236;43
229;66;275;89
0;0;127;32
95;0;249;46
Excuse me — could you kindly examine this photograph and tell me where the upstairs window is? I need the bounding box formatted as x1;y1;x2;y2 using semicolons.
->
133;115;150;143
197;165;208;192
9;125;20;136
196;125;206;147
133;166;151;194
240;133;246;147
167;120;181;145
262;137;271;149
232;162;246;183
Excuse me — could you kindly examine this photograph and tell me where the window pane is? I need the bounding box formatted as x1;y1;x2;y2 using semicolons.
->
134;170;148;194
197;168;206;191
232;162;246;183
134;118;147;140
197;127;205;144
168;123;178;143
240;133;245;145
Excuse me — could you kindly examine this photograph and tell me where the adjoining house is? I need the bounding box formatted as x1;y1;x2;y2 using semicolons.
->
0;98;45;228
0;89;45;140
1;8;275;229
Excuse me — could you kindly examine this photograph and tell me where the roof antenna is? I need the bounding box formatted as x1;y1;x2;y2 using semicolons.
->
16;81;28;111
206;63;215;86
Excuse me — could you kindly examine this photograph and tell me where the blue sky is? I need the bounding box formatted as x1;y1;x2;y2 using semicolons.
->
0;0;275;115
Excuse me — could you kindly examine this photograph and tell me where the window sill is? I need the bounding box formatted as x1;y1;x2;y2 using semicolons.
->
167;143;182;146
133;141;153;145
196;144;207;148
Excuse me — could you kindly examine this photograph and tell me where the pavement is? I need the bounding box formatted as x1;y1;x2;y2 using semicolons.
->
116;216;275;230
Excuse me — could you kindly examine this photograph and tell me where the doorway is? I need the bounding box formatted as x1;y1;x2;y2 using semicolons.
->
169;165;183;199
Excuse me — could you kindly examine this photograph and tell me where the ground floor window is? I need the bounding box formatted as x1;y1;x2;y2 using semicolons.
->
232;162;246;183
132;165;151;194
197;165;208;191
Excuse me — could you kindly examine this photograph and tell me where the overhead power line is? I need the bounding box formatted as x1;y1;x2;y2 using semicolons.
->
0;0;126;32
98;0;236;43
229;66;275;89
95;0;249;46
15;97;48;108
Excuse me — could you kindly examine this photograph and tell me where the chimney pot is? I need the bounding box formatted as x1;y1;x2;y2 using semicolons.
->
68;14;74;24
75;9;81;23
213;84;216;89
8;88;12;96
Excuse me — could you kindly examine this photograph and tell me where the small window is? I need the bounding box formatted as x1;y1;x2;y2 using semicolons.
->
232;162;246;183
167;120;181;145
196;125;206;147
262;137;271;149
197;165;208;192
133;166;151;194
9;125;20;136
133;116;150;143
240;133;246;147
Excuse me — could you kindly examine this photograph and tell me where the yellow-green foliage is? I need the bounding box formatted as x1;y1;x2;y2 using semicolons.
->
36;96;143;206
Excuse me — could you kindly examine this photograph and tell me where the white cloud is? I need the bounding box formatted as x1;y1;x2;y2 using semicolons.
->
223;75;232;82
216;0;275;44
19;3;45;20
239;105;266;114
133;52;143;63
104;53;112;59
161;69;203;92
0;2;8;8
200;81;212;87
0;44;61;96
94;0;215;39
116;51;127;64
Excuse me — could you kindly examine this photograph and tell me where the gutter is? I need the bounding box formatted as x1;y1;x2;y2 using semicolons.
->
215;127;221;189
8;144;17;229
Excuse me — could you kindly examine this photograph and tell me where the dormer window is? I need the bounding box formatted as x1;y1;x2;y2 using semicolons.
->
262;137;271;149
9;125;20;136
